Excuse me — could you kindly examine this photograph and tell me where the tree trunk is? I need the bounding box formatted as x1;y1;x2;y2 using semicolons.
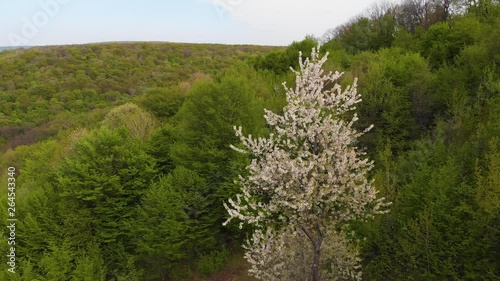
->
302;225;323;281
312;239;322;281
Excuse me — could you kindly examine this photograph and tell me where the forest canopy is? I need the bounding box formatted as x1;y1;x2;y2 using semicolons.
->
0;0;499;280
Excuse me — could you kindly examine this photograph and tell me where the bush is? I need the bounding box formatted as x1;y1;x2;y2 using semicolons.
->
196;247;229;276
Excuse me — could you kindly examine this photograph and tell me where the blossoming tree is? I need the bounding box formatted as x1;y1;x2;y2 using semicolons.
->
224;47;389;281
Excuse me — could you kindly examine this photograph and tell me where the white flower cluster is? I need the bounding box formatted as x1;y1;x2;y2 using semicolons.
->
224;47;389;280
243;225;363;281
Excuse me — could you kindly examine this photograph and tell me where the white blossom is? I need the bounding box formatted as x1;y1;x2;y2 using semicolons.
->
225;46;390;280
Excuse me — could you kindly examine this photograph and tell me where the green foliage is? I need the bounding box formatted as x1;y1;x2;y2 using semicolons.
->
333;14;397;53
9;127;156;279
196;246;229;276
134;166;219;279
102;103;158;140
322;4;500;279
250;37;317;74
362;115;499;280
134;175;190;280
39;240;76;280
2;3;499;279
351;48;433;152
71;244;107;281
171;67;265;185
57;127;156;245
419;16;481;68
146;125;176;175
137;86;187;119
0;42;278;150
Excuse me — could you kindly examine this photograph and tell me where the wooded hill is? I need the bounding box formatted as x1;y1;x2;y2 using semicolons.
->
0;0;498;280
0;42;279;151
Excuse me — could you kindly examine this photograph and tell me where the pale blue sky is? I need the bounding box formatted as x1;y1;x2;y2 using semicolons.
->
1;0;382;47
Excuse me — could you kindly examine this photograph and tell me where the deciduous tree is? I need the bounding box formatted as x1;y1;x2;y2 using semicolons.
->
224;47;389;281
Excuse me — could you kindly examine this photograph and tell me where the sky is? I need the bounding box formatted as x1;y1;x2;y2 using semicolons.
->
0;0;381;47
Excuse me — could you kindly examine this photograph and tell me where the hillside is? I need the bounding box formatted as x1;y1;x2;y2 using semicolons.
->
0;46;26;52
0;42;280;151
0;1;499;280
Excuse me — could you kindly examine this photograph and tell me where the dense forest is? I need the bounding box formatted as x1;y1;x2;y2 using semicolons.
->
0;0;499;280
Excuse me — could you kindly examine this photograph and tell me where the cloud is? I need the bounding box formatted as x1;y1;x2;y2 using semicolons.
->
204;0;377;44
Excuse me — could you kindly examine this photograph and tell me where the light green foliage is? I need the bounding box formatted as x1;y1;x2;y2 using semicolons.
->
419;16;482;68
476;138;500;214
134;166;216;280
13;127;156;279
165;66;275;270
373;142;398;202
250;37;317;74
102;103;158;140
470;139;500;279
196;246;229;276
39;240;76;280
1;2;499;279
57;126;155;243
333;15;397;53
135;175;190;280
71;244;106;281
146;125;176;175
362;123;499;279
0;42;279;149
171;67;265;185
351;48;433;151
326;4;500;279
137;86;187;119
14;140;60;192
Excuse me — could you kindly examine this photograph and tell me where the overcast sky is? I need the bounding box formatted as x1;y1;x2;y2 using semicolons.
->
1;0;381;47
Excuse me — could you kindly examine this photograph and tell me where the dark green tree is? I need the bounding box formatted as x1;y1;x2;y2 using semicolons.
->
54;126;156;279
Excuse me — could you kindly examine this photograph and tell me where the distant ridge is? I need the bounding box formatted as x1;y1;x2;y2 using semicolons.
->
0;41;281;52
0;46;31;52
